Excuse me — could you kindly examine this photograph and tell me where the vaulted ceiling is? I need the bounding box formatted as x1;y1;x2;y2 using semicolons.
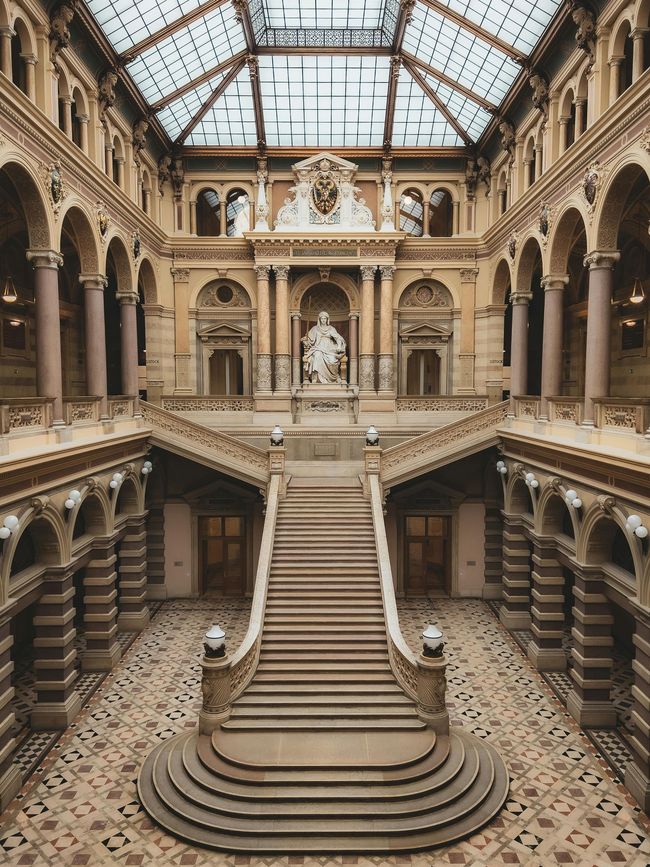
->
84;0;563;149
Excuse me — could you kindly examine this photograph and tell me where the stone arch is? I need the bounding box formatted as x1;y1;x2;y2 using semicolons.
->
397;277;455;310
193;276;252;310
515;235;545;290
549;203;589;274
137;257;158;305
492;257;513;305
0;0;10;28
11;12;37;57
536;485;578;541
57;201;100;274
637;0;650;29
70;487;110;547
595;158;650;251
291;271;359;312
191;183;222;204
524;134;535;162
578;503;643;583
0;155;52;249
113;475;143;520
104;233;133;293
0;506;66;603
559;85;575;119
426;182;459;203
506;473;534;517
395;181;427;200
609;14;634;59
70;81;89;118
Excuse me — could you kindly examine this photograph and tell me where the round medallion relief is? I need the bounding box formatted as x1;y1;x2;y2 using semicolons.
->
416;285;434;304
216;285;234;304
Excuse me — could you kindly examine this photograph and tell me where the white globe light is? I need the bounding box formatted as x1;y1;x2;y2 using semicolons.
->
141;466;149;475
496;460;505;469
144;460;152;469
65;498;75;510
0;527;10;539
565;490;577;501
530;479;539;488
499;466;508;474
572;498;582;509
4;515;19;531
525;472;534;482
70;490;81;501
109;480;118;489
626;522;632;532
635;525;648;539
627;515;642;529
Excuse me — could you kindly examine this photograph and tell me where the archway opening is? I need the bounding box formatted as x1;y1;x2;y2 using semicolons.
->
428;189;453;237
197;189;221;236
299;283;351;385
226;189;249;236
399;188;424;236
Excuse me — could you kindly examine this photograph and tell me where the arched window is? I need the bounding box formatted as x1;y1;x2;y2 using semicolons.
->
197;189;221;236
619;23;634;95
399;188;424;236
10;33;27;95
71;88;85;149
524;139;535;189
112;136;123;187
498;173;508;216
226;189;249;237
428;189;453;237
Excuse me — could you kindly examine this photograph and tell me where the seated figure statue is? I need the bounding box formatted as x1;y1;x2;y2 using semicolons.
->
301;311;346;384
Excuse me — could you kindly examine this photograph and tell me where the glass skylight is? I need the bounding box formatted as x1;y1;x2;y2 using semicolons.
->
156;70;230;141
185;68;257;146
85;0;204;54
259;56;389;147
403;3;520;104
126;5;245;104
392;76;462;147
416;71;493;141
437;0;562;54
261;0;385;29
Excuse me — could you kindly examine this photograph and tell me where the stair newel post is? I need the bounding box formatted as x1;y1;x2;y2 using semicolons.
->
269;426;287;498
363;426;381;499
199;625;231;735
417;625;450;734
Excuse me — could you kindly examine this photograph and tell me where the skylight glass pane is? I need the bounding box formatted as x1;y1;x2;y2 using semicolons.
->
156;71;229;141
259;55;389;147
262;0;385;29
392;77;462;147
126;5;245;104
186;68;257;146
86;0;203;54
418;72;493;141
439;0;561;54
404;4;520;105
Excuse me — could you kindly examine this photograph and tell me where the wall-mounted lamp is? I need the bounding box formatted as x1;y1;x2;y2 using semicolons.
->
270;425;284;446
64;489;82;510
564;489;582;509
366;425;379;446
141;460;153;475
525;471;539;489
109;472;124;490
496;460;507;475
626;514;648;539
0;515;19;540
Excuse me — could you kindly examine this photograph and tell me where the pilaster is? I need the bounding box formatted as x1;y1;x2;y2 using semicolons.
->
117;520;150;632
527;543;568;671
499;520;532;630
81;545;121;671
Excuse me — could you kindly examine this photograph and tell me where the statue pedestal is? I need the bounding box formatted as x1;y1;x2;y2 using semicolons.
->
292;383;358;424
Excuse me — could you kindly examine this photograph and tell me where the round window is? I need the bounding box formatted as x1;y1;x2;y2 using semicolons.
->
216;285;234;304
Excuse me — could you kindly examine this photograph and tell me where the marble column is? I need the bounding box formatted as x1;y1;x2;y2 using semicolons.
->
78;114;89;153
378;265;395;393
574;99;587;137
23;55;36;101
534;148;543;181
116;157;125;190
459;268;479;393
499;520;532;630
582;251;619;426
349;312;359;386
273;265;290;392
626;614;650;811
171;267;191;393
219;200;227;237
60;96;72;137
509;290;532;406
0;607;21;812
80;274;109;418
359;264;377;391
527;543;568;671
27;249;64;426
632;29;648;82
255;265;272;392
117;519;150;632
566;566;616;727
0;26;13;79
105;141;113;177
80;544;121;671
422;201;430;237
609;58;623;103
291;313;301;387
31;568;82;730
540;275;569;418
189;200;197;235
558;117;569;153
452;200;460;235
117;290;140;405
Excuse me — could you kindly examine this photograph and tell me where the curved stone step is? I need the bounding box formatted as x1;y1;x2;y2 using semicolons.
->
220;718;428;731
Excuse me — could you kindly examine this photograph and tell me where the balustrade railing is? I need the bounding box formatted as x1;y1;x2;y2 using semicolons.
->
594;398;650;434
396;395;489;412
547;396;583;425
513;395;540;419
161;395;255;412
0;398;53;434
63;396;101;425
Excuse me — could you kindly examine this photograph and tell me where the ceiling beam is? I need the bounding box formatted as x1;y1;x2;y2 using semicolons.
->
149;51;247;111
232;1;266;149
383;55;401;151
403;59;473;145
177;59;246;142
417;0;526;63
119;0;232;62
401;51;497;111
392;0;416;51
256;45;394;56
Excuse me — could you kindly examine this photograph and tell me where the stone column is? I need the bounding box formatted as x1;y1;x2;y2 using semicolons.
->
452;200;460;235
378;265;395;393
558;117;569;153
632;29;648;82
60;96;72;137
291;313;301;387
349;312;359;386
273;265;290;393
0;26;13;79
189;200;197;235
499;519;532;630
523;159;532;190
255;265;272;392
574;99;587;137
482;505;503;600
171;267;191;393
0;607;21;812
27;249;64;425
609;57;623;103
117;519;150;632
78;114;89;153
422;200;430;237
566;566;616;727
527;543;568;671
534;148;543;181
509;291;532;405
117;290;139;403
31;569;82;730
498;188;507;215
459;268;479;393
145;505;166;600
219;199;227;236
582;251;619;426
540;275;568;418
105;141;113;177
23;54;36;101
359;264;377;391
81;544;121;671
625;612;650;811
80;274;109;418
116;157;125;190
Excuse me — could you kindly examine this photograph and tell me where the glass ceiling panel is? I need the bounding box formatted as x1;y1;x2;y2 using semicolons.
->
261;0;385;29
404;3;520;104
392;76;462;147
186;68;257;146
156;70;229;141
259;55;389;147
417;70;493;141
436;0;562;55
126;5;245;104
85;0;204;54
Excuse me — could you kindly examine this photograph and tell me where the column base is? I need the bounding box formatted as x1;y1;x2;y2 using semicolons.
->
566;691;617;728
81;643;122;672
499;608;531;630
146;584;168;601
199;707;231;735
31;691;82;730
0;763;22;812
625;760;650;812
527;642;567;672
117;608;150;633
482;583;503;601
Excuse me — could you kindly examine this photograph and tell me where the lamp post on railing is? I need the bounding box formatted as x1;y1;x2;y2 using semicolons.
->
199;625;232;735
416;625;449;735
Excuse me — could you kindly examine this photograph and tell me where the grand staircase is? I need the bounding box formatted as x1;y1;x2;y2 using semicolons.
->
138;478;508;853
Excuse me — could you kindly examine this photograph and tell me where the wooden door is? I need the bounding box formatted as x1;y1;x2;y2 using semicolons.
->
405;515;451;596
198;515;245;595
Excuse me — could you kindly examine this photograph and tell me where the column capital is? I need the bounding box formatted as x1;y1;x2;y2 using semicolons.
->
379;265;395;280
0;25;16;37
631;27;650;39
272;264;290;280
541;274;569;291
291;312;301;321
255;264;271;280
460;268;479;283
510;290;533;305
116;290;139;305
171;267;190;282
27;249;63;269
79;273;108;291
360;264;377;281
349;311;360;320
583;250;620;270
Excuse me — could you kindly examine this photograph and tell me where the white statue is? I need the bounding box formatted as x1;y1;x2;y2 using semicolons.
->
301;311;346;384
232;196;250;236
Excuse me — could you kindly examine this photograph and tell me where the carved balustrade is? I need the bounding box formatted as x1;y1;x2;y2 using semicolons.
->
63;396;101;425
513;396;541;419
547;396;584;425
161;396;254;412
0;398;54;434
593;398;650;435
108;396;135;418
396;396;489;412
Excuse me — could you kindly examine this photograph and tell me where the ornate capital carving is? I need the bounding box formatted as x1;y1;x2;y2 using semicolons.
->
79;273;108;291
273;264;290;280
583;250;620;270
116;290;139;305
27;249;63;270
379;265;395;280
460;268;479;283
541;274;569;291
360;264;377;281
510;291;533;305
171;267;190;281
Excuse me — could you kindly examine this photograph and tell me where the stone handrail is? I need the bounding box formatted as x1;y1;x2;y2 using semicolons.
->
593;398;650;434
228;472;281;701
0;398;54;434
396;396;490;412
548;396;583;425
368;472;418;701
108;396;135;418
382;401;509;486
63;396;101;425
513;395;540;419
161;395;255;412
140;400;269;486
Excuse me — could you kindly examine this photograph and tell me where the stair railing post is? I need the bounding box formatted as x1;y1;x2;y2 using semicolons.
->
199;653;232;735
363;444;381;499
269;444;286;498
416;651;450;735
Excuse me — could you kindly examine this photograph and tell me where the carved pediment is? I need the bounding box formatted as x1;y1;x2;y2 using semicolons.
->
197;322;250;343
292;152;358;173
399;321;452;341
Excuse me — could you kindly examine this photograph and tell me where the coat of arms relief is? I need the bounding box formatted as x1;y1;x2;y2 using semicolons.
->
275;153;375;230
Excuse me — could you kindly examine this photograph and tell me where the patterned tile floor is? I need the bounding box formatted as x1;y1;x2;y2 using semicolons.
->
0;596;649;866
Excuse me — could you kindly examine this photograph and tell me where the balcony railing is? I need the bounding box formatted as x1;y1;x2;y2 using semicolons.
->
511;395;650;439
0;398;53;434
396;395;490;412
161;395;255;412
